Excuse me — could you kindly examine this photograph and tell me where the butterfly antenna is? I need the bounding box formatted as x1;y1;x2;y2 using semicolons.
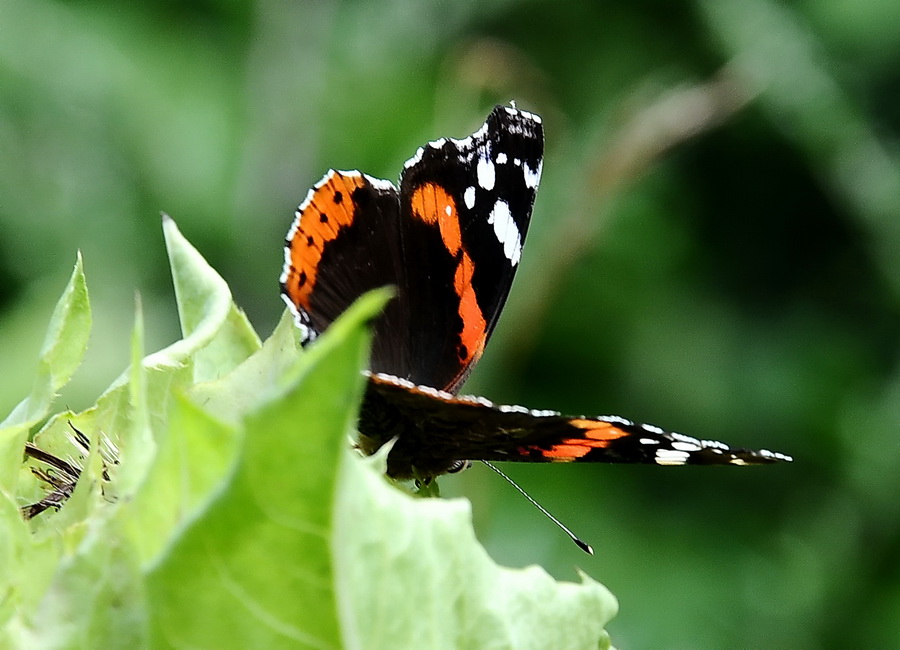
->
481;461;593;555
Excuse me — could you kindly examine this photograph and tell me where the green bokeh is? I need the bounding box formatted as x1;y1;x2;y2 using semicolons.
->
2;0;898;646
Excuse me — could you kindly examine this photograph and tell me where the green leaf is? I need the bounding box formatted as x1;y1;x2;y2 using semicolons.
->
0;253;91;491
122;310;314;567
162;214;261;383
122;394;240;567
26;252;92;419
336;451;617;650
10;223;618;649
88;215;265;503
0;487;38;634
145;286;386;649
187;309;302;428
116;293;155;495
145;285;615;649
14;513;147;649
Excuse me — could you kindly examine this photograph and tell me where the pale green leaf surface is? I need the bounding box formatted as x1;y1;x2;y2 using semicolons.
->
335;453;616;650
96;217;260;499
0;254;91;490
9;226;618;649
115;294;155;495
161;215;261;384
145;287;383;650
188;309;301;427
123;311;305;566
0;490;35;633
20;513;147;649
23;252;91;422
123;394;239;567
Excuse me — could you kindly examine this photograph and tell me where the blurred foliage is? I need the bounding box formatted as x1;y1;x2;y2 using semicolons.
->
1;0;898;647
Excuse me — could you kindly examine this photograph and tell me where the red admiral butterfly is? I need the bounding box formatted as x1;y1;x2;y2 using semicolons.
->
280;105;791;482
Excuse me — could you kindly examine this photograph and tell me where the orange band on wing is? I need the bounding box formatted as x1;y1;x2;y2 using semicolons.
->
411;182;487;370
569;420;630;441
410;183;462;253
284;173;367;309
453;253;487;364
539;422;630;460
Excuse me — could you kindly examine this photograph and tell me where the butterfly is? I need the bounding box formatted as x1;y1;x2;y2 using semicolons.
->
280;104;791;482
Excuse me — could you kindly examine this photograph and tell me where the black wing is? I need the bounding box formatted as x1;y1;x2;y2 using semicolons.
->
280;170;405;349
359;373;793;480
396;105;543;392
281;105;544;393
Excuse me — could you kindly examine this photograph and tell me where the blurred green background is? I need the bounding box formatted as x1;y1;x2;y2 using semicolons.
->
2;0;898;646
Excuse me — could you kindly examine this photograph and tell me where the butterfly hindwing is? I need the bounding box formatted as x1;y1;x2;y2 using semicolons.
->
280;170;405;346
360;373;791;480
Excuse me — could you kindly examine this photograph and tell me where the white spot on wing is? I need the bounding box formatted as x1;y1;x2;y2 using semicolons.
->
405;146;426;169
471;122;489;141
280;293;313;343
758;449;792;461
370;372;573;422
488;199;522;265
279;246;292;284
477;155;495;191
672;441;702;452
401;105;542;177
672;432;704;446
496;152;508;164
464;186;476;209
504;104;542;124
655;449;691;465
363;174;397;192
523;160;541;189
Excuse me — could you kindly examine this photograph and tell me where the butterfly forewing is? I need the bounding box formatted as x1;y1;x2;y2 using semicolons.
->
282;106;543;393
397;106;544;391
